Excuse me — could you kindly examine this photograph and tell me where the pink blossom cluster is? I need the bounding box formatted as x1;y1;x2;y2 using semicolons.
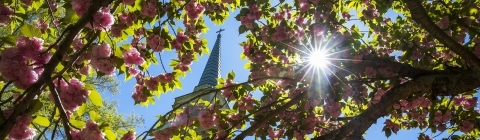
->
410;50;423;60
342;12;351;20
123;48;145;66
222;79;237;100
239;4;262;29
71;0;92;16
120;131;136;140
198;109;216;129
371;89;387;104
273;10;289;21
87;7;114;30
437;16;449;29
172;31;189;51
238;94;254;111
384;119;400;133
362;5;379;20
51;78;90;111
267;128;284;139
8;115;36;140
110;12;137;38
153;129;172;140
132;85;148;103
226;113;242;129
180;52;193;66
433;110;452;132
71;120;105;140
0;5;13;25
323;99;341;118
453;96;478;109
0;36;51;89
272;26;289;42
146;33;165;52
293;130;306;140
141;0;157;17
35;19;49;33
459;120;474;133
298;0;310;13
144;73;175;90
394;97;432;111
171;111;192;128
91;44;116;75
193;38;203;53
128;67;140;76
185;1;205;20
301;114;318;134
119;12;137;27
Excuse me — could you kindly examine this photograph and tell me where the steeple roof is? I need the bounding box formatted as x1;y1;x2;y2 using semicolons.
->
194;29;224;90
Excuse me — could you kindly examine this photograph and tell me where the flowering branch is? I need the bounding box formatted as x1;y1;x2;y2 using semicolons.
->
312;70;480;140
46;80;72;140
233;92;307;140
0;0;113;138
403;0;480;68
141;76;294;140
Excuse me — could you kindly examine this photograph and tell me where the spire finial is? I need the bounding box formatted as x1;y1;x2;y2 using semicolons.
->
216;28;225;34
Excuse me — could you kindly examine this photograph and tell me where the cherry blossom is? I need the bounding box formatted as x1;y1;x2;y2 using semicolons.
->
8;115;36;140
123;48;145;66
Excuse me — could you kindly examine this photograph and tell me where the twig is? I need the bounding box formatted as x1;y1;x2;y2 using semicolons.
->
47;80;72;140
158;52;167;73
51;119;59;140
36;104;57;140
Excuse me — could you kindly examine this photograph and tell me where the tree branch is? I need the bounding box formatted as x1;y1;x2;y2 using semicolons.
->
0;0;113;138
403;0;480;67
233;92;306;140
46;80;72;140
312;70;480;140
142;76;293;140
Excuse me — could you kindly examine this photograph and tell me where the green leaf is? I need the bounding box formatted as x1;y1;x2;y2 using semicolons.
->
20;24;42;38
70;120;86;128
383;127;392;137
33;116;50;127
27;99;43;115
227;71;236;79
89;111;101;122
0;36;17;46
76;103;86;116
62;8;80;24
238;25;248;35
89;90;103;106
104;129;116;140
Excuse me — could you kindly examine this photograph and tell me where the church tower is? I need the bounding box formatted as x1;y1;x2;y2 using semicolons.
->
172;28;227;110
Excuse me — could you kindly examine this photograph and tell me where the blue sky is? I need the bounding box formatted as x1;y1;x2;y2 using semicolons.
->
99;2;477;140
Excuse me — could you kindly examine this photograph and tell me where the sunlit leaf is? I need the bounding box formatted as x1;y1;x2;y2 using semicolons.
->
89;90;103;107
89;111;102;122
70;120;86;128
20;24;42;38
33;116;50;127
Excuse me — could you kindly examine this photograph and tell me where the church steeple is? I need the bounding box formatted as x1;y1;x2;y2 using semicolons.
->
194;29;224;91
173;29;226;109
171;29;228;139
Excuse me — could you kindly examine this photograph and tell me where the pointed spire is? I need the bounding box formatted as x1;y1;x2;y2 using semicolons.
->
194;29;224;90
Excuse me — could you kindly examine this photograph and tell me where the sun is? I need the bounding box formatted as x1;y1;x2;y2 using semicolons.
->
307;49;331;68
